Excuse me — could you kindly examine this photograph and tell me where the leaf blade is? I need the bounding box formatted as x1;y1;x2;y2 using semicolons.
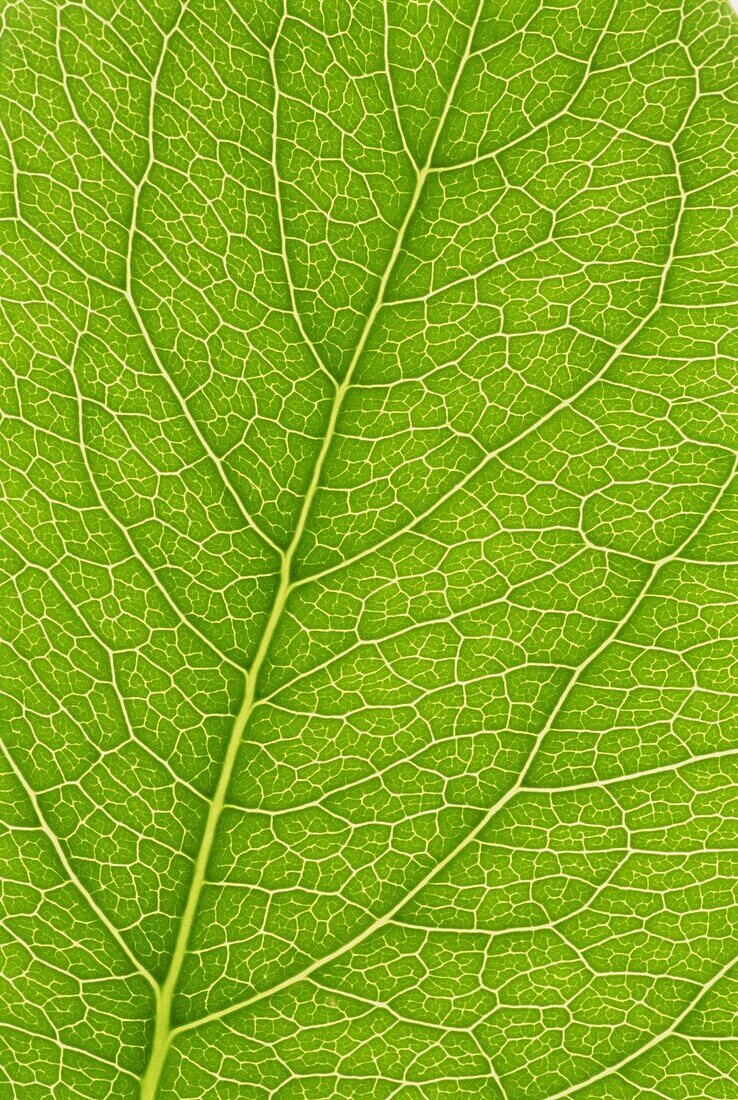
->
3;0;738;1097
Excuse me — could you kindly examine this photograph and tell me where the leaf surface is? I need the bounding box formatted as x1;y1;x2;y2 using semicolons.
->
2;0;738;1097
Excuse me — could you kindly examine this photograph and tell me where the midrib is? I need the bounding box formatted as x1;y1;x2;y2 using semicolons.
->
137;7;484;1096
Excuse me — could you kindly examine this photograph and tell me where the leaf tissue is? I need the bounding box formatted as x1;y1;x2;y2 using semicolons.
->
2;0;738;1096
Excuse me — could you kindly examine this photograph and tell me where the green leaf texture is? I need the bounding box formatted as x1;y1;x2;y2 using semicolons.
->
2;0;738;1096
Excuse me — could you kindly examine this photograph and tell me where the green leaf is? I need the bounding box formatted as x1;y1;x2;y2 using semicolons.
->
2;0;738;1096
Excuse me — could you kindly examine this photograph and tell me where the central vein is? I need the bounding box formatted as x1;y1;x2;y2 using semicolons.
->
137;7;484;1096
